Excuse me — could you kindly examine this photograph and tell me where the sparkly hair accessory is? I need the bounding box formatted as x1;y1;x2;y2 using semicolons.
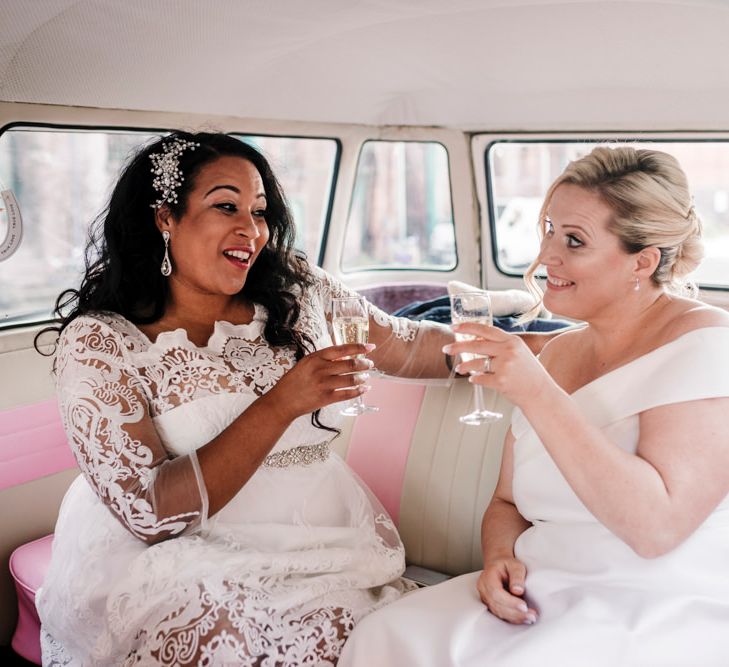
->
149;138;200;209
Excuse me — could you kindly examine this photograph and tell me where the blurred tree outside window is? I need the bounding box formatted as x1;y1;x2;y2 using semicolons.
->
343;140;456;271
0;128;156;325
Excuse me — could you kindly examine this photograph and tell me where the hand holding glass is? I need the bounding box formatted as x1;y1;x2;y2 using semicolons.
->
331;296;379;416
450;291;503;425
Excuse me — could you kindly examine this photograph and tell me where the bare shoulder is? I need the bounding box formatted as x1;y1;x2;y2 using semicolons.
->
661;297;729;342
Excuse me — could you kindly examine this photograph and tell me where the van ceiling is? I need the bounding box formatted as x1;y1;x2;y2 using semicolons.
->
1;0;728;130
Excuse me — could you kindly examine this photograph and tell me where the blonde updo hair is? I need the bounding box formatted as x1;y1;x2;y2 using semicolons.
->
524;145;704;314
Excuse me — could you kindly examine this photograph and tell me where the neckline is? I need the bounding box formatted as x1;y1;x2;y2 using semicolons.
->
110;305;266;350
569;326;729;397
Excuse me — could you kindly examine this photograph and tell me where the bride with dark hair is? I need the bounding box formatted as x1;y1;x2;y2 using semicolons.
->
35;131;456;666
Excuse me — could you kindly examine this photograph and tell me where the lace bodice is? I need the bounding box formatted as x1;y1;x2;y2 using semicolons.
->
54;267;433;545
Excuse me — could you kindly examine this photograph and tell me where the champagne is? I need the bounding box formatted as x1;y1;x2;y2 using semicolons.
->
449;291;502;424
452;315;490;363
332;316;369;351
330;296;379;415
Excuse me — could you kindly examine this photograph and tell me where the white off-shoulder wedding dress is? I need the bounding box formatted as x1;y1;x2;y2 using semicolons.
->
37;268;418;666
340;326;729;667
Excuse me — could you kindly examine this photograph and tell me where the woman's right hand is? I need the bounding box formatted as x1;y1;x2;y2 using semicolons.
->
445;323;553;409
264;343;375;421
477;556;538;625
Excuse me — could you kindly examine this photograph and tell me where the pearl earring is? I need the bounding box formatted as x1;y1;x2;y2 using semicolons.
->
161;231;172;276
634;277;640;292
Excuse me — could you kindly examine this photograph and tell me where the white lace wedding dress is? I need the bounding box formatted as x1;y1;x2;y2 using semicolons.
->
340;326;729;667
37;268;419;666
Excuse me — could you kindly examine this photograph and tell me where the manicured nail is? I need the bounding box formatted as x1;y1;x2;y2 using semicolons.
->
512;585;524;594
524;612;537;625
442;345;453;354
365;343;376;352
517;602;528;613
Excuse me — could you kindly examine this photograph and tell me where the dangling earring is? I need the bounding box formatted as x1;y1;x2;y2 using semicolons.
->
634;277;640;292
161;231;172;276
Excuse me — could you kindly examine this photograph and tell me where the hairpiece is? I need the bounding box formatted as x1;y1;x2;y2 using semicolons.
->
149;138;200;209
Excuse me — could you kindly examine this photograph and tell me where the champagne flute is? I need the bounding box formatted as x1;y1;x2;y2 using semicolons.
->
331;296;379;416
450;291;503;425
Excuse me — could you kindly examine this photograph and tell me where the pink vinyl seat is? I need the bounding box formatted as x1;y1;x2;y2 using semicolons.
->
3;399;75;664
9;533;54;665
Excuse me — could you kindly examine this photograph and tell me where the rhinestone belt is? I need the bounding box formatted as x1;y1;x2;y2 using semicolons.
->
263;441;331;468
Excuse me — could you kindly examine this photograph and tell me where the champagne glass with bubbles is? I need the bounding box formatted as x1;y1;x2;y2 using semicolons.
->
331;296;379;416
450;291;503;425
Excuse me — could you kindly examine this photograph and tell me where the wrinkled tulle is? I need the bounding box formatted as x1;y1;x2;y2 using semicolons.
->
40;451;411;666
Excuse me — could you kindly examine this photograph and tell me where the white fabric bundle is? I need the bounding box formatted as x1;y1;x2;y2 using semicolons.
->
446;280;549;318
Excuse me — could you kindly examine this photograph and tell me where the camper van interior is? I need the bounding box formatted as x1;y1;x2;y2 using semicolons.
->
1;1;729;665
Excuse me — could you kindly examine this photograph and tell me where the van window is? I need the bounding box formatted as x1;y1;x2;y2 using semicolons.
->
487;141;729;288
0;127;158;326
343;140;456;271
0;127;338;327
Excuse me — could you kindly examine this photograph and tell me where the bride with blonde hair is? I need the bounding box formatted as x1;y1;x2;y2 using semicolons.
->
340;145;729;667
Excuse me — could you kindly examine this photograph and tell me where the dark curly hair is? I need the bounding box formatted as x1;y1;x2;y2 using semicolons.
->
38;131;335;431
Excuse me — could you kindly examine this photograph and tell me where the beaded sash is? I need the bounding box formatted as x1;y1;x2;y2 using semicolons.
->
263;441;331;468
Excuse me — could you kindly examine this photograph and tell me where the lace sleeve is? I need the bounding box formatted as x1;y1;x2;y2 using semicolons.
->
312;267;454;379
55;316;208;545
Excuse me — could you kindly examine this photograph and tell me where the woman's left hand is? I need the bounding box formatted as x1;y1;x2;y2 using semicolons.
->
443;323;552;407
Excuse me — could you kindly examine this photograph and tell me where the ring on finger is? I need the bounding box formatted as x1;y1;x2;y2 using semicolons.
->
483;356;493;374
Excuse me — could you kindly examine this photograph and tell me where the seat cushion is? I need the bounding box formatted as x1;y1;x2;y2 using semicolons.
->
9;533;53;594
9;534;53;665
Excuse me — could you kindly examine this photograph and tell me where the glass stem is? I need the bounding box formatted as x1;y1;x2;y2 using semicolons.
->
473;383;485;414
